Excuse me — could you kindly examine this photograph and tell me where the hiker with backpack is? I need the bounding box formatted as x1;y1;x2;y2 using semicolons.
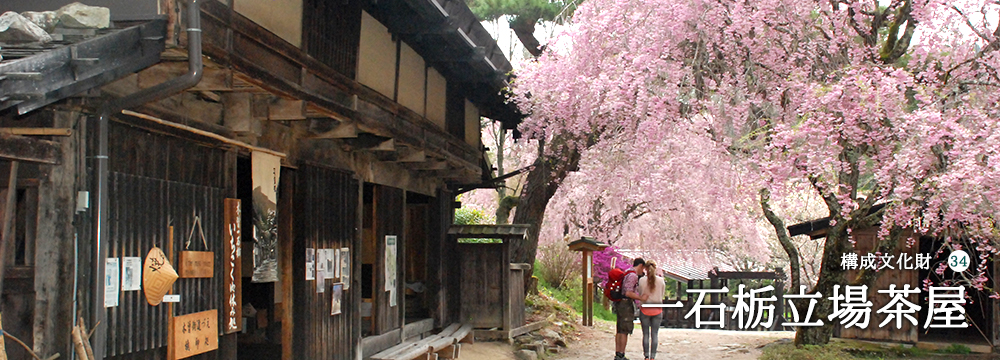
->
637;260;665;360
606;258;646;360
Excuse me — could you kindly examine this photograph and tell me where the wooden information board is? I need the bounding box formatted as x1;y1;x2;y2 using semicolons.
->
178;251;214;278
172;309;218;359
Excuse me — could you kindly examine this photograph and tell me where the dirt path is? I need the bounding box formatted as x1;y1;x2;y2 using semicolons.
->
461;320;792;360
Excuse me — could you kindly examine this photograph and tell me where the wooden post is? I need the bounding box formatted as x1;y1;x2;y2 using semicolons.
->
166;225;175;360
567;237;606;327
0;161;19;360
581;251;588;326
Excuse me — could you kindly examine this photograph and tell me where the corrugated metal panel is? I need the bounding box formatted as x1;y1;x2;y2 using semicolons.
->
293;166;358;359
104;121;228;359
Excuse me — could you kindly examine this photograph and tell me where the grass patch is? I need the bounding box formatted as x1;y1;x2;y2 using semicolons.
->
533;261;617;322
940;344;971;354
760;340;865;360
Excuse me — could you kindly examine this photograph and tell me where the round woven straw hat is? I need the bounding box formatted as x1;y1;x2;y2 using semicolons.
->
143;246;178;306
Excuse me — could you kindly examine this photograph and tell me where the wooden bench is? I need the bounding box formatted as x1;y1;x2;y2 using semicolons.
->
370;324;475;360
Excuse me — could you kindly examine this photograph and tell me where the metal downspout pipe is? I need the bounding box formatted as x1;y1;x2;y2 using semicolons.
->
92;0;203;358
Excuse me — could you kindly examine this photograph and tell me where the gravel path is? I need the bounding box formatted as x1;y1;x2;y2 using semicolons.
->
461;320;792;360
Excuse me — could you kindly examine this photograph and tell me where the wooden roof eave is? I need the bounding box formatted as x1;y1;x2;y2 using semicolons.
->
195;2;482;181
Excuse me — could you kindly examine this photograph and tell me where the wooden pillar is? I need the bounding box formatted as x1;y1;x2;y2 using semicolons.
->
280;170;294;360
993;256;1000;351
581;250;591;326
0;160;18;360
34;110;79;358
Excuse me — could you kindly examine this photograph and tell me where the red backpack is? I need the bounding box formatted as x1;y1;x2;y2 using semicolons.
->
604;268;635;302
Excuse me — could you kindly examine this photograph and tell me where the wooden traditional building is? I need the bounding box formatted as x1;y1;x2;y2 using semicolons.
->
788;218;997;351
0;0;521;359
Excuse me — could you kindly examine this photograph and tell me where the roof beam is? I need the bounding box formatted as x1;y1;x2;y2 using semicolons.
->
0;135;62;164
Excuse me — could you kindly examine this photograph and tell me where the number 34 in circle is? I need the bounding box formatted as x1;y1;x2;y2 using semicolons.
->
948;250;970;273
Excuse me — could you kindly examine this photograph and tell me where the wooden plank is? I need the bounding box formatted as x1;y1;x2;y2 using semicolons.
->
171;310;219;359
222;93;256;134
371;139;395;152
395;150;426;163
362;328;402;359
178;251;214;278
268;99;307;120
509;263;531;271
402;318;435;339
472;330;509;341
373;324;461;360
509;321;547;338
427;337;454;353
138;61;233;91
436;324;461;338
0;161;18;357
0;135;61;164
436;344;457;359
452;324;475;344
0;128;72;136
407;161;448;171
311;122;358;139
222;198;243;334
279;170;294;360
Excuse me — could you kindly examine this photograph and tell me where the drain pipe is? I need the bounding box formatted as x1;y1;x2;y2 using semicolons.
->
92;0;202;358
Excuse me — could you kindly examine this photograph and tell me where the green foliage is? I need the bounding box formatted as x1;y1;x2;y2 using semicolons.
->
454;206;490;225
535;244;579;288
533;260;616;321
940;344;971;354
453;206;500;243
465;0;572;23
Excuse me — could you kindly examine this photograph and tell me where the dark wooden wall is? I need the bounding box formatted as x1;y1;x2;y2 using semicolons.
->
840;228;918;343
101;120;232;359
374;185;404;334
427;188;455;327
292;165;358;360
302;0;362;79
457;243;505;328
509;267;525;328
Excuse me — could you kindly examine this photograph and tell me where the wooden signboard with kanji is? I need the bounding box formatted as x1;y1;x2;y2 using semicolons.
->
223;198;243;333
178;251;214;278
171;309;218;359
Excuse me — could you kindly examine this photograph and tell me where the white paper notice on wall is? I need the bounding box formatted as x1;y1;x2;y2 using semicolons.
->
317;249;328;279
324;249;336;279
162;294;181;303
340;248;350;290
121;257;143;291
105;258;120;307
385;235;396;291
305;248;315;281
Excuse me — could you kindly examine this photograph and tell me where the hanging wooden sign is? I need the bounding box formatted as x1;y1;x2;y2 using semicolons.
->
171;309;218;359
222;198;243;334
178;251;214;278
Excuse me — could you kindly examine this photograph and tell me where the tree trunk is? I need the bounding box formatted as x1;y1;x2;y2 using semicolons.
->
794;220;851;345
759;188;800;290
510;142;582;290
496;196;519;225
510;16;543;57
